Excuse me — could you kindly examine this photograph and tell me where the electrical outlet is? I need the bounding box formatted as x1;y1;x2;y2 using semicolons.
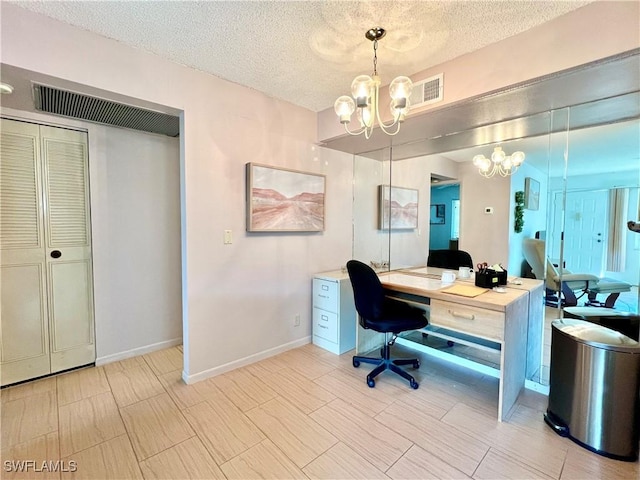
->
484;207;494;214
294;314;301;326
223;229;233;244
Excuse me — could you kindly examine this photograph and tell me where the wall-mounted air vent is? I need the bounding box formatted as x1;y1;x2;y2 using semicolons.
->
33;84;180;137
409;73;444;109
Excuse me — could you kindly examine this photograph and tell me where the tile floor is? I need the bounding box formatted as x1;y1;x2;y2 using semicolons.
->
1;343;638;479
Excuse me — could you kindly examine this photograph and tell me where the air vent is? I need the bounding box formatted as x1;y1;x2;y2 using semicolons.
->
33;85;179;137
409;73;444;109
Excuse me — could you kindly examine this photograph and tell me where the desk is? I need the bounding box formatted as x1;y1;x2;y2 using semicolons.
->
356;267;544;422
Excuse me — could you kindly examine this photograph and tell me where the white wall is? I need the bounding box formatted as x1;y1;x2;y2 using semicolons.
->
352;155;390;265
508;163;549;277
1;107;183;363
389;157;432;269
458;162;511;269
91;127;182;362
1;4;353;383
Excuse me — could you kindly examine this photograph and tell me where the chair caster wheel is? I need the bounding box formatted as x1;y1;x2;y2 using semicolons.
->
447;340;454;347
413;360;420;369
367;378;375;388
410;380;419;389
353;359;360;368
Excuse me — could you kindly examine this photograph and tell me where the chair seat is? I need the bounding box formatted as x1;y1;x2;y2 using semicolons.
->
361;298;428;334
588;278;631;294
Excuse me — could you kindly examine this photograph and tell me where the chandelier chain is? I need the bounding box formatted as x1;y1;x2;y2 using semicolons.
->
372;39;378;76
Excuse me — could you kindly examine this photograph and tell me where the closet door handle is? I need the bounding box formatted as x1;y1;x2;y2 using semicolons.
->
50;250;62;259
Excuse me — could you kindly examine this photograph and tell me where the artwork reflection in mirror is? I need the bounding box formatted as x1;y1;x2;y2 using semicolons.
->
430;204;445;224
524;177;540;211
378;185;418;230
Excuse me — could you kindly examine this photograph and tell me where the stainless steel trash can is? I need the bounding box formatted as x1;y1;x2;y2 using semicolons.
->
545;319;640;461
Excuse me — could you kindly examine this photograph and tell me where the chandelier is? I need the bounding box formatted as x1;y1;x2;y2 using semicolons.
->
334;27;413;139
472;146;525;178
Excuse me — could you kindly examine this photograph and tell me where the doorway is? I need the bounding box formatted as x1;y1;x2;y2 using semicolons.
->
429;183;460;250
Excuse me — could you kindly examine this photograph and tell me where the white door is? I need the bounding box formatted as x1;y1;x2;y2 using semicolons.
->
0;119;94;386
551;189;608;276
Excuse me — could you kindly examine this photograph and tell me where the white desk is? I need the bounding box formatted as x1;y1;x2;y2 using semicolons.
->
356;267;544;421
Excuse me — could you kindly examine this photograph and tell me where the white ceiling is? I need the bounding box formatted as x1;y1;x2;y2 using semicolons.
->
10;0;593;112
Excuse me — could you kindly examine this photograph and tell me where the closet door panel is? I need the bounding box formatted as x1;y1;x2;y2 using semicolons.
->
0;119;50;385
0;264;51;384
48;260;94;371
40;126;95;373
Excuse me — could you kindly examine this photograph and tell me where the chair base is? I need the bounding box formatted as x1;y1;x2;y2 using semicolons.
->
352;343;420;389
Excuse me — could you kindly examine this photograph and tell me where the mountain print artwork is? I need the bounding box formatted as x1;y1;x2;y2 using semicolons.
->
247;164;325;232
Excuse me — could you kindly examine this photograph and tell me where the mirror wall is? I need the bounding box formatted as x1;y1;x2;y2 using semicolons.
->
350;77;640;386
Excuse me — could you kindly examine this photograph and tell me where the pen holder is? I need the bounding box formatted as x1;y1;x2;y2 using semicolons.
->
475;269;500;288
496;269;508;286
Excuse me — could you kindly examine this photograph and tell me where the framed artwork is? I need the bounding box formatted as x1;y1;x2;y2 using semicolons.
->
246;163;325;232
430;204;446;224
524;177;540;210
378;185;419;230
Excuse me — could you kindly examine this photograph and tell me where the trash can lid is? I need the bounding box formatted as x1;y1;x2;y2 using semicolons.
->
552;319;640;350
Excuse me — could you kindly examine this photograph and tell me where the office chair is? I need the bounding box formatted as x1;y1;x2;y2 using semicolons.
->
427;249;474;269
346;260;428;389
522;238;630;308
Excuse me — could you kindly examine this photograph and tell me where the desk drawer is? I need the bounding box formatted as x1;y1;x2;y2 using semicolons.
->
313;308;338;343
313;278;338;313
430;299;505;342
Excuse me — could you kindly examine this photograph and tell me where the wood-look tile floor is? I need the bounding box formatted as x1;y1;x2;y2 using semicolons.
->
2;344;638;479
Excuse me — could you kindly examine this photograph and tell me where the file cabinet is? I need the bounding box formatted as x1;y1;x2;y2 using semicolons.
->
312;271;356;354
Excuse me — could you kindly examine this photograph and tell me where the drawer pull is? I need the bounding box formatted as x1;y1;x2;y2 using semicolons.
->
321;315;329;321
318;294;329;299
322;285;329;291
318;324;328;329
448;309;475;321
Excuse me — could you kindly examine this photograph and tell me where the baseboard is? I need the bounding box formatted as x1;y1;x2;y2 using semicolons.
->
182;336;311;384
525;379;550;395
95;337;182;366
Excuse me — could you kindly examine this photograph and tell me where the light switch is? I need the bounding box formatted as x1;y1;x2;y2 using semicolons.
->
223;230;233;244
484;207;494;214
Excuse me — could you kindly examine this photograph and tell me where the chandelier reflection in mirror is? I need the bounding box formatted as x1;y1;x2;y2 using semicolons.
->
334;27;413;138
473;146;525;178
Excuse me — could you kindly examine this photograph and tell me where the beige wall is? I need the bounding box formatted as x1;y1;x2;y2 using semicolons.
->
0;4;353;382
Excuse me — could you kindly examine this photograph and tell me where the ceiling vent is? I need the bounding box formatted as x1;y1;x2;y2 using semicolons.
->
33;84;180;137
409;73;444;109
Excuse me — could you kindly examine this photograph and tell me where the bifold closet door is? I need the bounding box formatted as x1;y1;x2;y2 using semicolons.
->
0;119;95;386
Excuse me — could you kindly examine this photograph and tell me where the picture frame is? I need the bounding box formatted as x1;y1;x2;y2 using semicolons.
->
378;185;419;230
246;163;325;232
430;204;446;224
524;177;540;210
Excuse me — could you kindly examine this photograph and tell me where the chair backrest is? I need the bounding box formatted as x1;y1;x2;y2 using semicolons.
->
522;238;559;288
346;260;385;321
427;249;474;269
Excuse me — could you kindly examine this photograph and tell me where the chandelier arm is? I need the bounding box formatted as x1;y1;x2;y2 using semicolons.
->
371;83;402;132
343;123;368;136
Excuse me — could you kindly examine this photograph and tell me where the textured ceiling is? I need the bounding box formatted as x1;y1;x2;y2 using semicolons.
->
11;0;593;112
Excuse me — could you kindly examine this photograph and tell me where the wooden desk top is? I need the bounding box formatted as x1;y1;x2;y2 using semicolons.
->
379;269;537;313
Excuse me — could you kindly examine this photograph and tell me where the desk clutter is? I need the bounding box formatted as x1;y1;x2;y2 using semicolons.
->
475;263;507;288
